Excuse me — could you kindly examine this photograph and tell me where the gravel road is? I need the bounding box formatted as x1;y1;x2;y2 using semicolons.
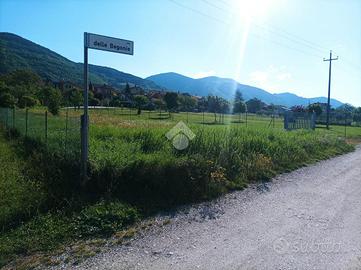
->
73;146;361;270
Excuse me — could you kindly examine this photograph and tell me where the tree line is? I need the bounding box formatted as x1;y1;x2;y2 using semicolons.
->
1;69;360;124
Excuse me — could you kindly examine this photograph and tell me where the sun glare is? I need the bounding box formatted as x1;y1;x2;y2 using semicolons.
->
232;0;275;20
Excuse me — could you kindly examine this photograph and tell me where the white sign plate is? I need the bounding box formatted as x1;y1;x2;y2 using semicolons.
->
85;33;134;55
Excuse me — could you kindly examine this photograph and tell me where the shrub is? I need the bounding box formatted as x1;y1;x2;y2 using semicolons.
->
18;95;38;108
0;92;16;108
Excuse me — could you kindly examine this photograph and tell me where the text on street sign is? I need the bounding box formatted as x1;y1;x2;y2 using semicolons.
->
85;33;134;55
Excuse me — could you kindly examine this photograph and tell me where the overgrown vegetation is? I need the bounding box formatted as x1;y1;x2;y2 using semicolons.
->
0;133;140;267
0;134;45;232
1;109;358;267
1;87;360;268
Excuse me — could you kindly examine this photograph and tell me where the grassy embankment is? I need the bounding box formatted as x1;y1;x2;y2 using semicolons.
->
0;107;360;267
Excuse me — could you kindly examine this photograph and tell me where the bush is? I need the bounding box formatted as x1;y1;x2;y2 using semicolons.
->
0;92;16;108
38;86;62;115
18;95;38;108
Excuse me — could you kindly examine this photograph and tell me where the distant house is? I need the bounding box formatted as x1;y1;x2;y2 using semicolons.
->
90;83;117;100
51;80;79;91
146;91;163;100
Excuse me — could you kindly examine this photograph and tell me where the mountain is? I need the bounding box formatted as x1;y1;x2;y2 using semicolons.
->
0;32;344;107
147;72;343;108
0;32;160;89
273;92;343;107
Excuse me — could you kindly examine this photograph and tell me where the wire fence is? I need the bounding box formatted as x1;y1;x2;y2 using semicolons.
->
1;107;360;157
0;107;80;159
84;107;284;128
284;112;316;130
316;111;357;126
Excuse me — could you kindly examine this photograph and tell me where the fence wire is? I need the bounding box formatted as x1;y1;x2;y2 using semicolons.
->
0;107;80;159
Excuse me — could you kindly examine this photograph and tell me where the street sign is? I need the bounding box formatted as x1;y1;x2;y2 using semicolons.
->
81;32;134;184
85;33;134;55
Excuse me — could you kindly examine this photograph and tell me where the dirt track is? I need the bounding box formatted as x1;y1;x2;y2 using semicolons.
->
72;146;361;270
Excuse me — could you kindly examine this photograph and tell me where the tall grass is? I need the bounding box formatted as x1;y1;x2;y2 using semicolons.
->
0;107;357;267
87;124;353;209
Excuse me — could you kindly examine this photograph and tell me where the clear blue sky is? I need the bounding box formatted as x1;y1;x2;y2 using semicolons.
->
1;0;360;106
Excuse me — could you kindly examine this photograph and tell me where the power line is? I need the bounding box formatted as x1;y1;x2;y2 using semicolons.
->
169;0;361;73
169;0;229;25
205;0;328;54
212;0;329;53
169;0;324;59
212;0;361;71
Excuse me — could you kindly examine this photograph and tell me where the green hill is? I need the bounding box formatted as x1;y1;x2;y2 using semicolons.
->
0;32;160;89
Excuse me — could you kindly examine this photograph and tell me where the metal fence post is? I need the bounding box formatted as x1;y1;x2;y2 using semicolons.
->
5;108;9;129
284;112;289;130
12;107;15;129
45;111;48;144
25;108;28;137
25;108;29;136
7;108;10;137
311;112;316;130
65;109;69;155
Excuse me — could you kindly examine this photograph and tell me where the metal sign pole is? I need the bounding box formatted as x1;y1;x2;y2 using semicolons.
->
81;32;89;183
80;32;134;183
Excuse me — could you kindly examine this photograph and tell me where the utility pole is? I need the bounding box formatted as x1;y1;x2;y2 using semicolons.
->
323;50;338;130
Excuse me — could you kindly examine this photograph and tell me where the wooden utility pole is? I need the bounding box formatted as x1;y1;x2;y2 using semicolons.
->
323;50;338;129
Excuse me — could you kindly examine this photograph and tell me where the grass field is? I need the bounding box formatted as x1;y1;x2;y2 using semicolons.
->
1;106;361;267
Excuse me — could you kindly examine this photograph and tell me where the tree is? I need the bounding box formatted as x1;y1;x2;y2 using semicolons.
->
40;86;62;115
233;89;246;114
164;92;178;111
337;103;355;113
65;88;83;109
2;70;42;102
18;95;38;108
308;103;323;116
88;91;100;107
178;94;197;112
246;98;265;113
0;92;16;108
197;97;208;112
2;69;42;89
353;107;361;123
290;105;306;113
207;95;221;122
124;83;131;95
0;80;14;103
219;98;230;123
153;98;165;111
134;95;148;114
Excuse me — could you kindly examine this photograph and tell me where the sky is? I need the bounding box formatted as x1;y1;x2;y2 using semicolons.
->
1;0;360;106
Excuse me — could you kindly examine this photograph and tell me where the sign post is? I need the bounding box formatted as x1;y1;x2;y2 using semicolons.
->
81;32;134;183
